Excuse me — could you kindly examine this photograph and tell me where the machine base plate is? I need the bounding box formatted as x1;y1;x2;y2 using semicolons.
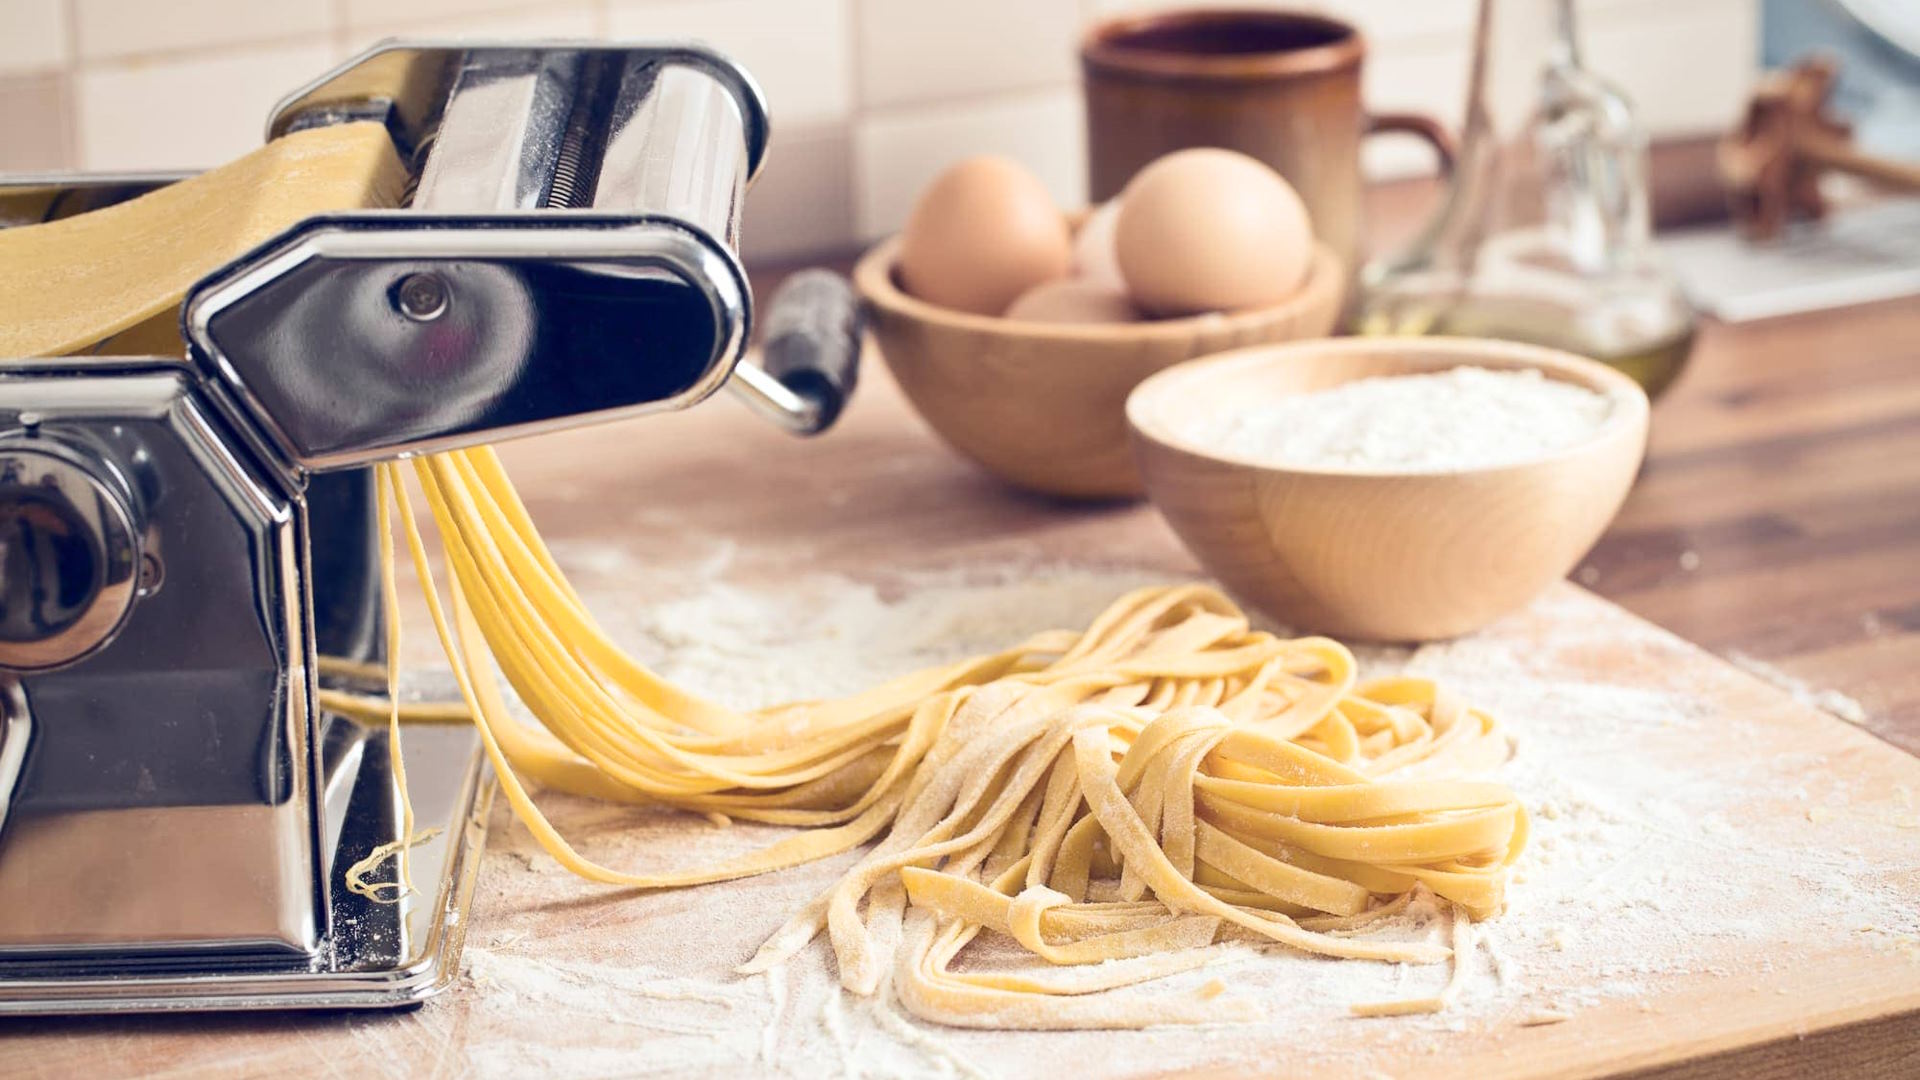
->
0;718;492;1014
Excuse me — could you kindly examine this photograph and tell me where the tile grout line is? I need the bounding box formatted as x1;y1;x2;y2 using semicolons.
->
333;0;351;62
63;32;338;72
860;79;1079;125
67;0;591;71
59;0;80;168
843;0;867;252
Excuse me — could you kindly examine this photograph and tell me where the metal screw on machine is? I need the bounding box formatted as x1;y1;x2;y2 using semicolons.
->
0;441;143;673
394;272;450;321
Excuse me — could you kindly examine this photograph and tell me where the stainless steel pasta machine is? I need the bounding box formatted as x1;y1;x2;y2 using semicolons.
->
0;40;861;1014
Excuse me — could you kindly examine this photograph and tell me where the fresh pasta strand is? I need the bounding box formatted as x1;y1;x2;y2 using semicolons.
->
368;447;1526;1025
340;465;442;902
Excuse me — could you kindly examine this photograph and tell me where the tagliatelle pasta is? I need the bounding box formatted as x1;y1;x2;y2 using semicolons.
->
355;448;1526;1024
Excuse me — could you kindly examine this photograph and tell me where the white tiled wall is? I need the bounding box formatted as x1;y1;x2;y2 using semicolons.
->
342;5;600;54
609;0;852;124
0;0;1758;260
75;43;336;170
343;0;545;31
858;0;1081;108
855;88;1086;239
75;0;333;61
0;0;67;74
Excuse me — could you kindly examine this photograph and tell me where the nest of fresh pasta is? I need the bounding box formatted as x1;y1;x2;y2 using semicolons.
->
329;450;1525;1027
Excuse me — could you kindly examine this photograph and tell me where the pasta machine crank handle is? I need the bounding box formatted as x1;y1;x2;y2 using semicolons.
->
728;269;865;437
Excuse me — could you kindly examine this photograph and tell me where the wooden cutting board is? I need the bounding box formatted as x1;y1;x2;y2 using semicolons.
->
2;359;1915;1079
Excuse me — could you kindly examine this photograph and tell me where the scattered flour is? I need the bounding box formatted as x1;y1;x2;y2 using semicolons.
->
1726;649;1871;725
430;556;1920;1079
1189;365;1619;471
603;564;1173;711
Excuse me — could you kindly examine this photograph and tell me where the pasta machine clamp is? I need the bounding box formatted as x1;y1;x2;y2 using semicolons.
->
0;40;862;1015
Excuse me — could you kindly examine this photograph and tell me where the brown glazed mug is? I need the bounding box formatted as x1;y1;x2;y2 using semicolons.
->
1081;8;1452;271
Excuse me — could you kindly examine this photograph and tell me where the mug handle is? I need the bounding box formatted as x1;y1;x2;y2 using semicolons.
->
1364;112;1456;176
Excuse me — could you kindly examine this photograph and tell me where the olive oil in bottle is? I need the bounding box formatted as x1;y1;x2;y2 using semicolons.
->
1355;0;1698;398
1355;276;1696;399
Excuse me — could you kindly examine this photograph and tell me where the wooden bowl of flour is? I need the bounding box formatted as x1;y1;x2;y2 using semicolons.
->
1127;337;1650;641
853;231;1345;500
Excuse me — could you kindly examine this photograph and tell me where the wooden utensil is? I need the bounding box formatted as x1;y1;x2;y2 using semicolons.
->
1127;337;1649;640
1081;8;1453;272
853;231;1345;501
1721;56;1920;241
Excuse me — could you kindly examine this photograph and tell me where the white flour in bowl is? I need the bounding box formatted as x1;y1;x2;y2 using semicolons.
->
1191;365;1618;471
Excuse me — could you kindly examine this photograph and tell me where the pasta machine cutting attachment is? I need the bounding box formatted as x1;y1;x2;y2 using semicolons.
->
0;40;862;1014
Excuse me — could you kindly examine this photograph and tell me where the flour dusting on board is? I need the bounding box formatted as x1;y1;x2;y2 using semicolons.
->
441;553;1920;1078
1725;648;1871;725
614;563;1175;710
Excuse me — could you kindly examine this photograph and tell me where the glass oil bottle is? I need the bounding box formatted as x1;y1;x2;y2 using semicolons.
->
1353;0;1697;397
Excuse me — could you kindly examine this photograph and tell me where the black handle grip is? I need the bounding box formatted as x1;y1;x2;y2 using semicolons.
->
758;268;864;435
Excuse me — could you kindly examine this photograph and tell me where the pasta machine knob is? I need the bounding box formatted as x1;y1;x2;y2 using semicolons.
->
0;439;143;673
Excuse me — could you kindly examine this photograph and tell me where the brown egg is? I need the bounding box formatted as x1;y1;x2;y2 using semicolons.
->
1114;148;1314;317
897;156;1072;316
1071;199;1126;292
1004;278;1140;325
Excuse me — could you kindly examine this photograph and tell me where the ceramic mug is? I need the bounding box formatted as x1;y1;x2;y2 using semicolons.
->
1081;8;1452;270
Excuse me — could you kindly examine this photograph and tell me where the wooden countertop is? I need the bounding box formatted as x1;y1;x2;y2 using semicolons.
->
1;189;1915;1073
1345;175;1920;753
755;242;1920;753
1578;294;1920;753
4;282;1915;1079
566;244;1920;744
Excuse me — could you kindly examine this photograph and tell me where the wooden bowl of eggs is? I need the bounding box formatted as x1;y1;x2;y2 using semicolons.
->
1126;337;1651;641
855;150;1345;500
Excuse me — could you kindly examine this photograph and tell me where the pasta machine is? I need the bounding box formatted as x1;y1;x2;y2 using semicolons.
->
0;40;860;1013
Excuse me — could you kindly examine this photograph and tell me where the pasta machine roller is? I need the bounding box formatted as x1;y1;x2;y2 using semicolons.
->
0;40;862;1014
